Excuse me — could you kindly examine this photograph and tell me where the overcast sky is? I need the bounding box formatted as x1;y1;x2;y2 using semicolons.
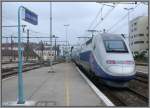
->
2;2;148;45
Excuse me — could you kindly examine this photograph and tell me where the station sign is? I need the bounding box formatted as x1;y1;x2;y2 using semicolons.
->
22;8;38;25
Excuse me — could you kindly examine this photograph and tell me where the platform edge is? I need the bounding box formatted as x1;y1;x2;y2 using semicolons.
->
76;66;115;106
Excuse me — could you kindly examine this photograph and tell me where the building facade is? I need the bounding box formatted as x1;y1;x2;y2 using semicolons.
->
34;46;56;61
129;16;149;56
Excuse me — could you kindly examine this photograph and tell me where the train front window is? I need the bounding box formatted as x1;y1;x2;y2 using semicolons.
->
104;40;128;53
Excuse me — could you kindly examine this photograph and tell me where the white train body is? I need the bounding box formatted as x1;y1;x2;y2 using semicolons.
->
72;33;136;87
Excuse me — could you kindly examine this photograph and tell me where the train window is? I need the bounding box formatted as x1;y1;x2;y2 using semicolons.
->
103;40;128;53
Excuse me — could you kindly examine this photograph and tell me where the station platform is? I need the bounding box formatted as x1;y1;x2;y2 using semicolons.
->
2;62;107;106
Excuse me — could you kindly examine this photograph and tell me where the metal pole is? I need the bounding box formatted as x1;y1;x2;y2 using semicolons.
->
55;37;56;60
64;24;69;60
124;8;133;49
41;41;44;61
66;27;67;49
50;2;52;47
17;6;25;104
49;2;54;72
11;35;13;62
26;29;29;62
6;37;8;50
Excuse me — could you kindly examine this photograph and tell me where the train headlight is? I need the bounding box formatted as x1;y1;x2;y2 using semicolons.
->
106;60;116;64
123;61;134;64
106;60;134;64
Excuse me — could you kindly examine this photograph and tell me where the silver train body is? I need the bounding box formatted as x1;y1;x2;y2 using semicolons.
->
72;33;136;87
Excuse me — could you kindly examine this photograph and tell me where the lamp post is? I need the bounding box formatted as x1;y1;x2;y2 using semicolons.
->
48;2;54;73
124;7;134;48
26;29;29;62
64;24;69;60
10;35;13;62
52;35;59;61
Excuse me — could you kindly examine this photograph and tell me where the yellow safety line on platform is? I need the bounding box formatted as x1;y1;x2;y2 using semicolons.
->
64;66;70;106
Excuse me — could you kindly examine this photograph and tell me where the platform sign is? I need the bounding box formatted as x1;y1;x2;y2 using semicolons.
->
17;6;38;104
22;8;38;25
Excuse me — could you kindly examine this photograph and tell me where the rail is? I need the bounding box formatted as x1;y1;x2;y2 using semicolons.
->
76;64;148;106
2;63;42;79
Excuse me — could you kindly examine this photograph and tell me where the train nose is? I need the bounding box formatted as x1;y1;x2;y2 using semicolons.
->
106;60;135;76
122;66;135;75
108;66;122;74
107;65;135;76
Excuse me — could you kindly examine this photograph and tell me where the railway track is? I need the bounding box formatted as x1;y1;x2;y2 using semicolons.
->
2;60;38;64
97;84;148;106
77;65;149;106
134;72;148;83
2;60;64;79
2;63;42;79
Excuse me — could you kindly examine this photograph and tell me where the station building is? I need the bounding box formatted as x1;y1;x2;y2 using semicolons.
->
129;16;149;57
34;46;55;61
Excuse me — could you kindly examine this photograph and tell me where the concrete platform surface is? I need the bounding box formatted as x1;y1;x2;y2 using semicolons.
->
2;62;105;106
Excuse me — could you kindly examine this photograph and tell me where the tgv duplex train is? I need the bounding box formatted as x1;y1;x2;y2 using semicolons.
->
72;33;135;87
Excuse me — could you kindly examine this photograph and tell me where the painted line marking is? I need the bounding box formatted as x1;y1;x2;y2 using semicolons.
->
76;66;115;106
64;67;70;106
2;75;17;81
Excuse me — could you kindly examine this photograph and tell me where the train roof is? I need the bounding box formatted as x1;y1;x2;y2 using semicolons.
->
100;33;122;40
83;33;123;46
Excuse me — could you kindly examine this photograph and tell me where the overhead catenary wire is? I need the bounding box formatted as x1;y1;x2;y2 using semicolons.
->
87;4;104;30
110;20;127;33
92;4;117;30
29;29;50;36
107;13;128;32
107;3;140;32
83;3;117;41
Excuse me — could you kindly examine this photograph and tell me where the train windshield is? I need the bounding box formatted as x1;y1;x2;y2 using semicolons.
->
104;40;128;53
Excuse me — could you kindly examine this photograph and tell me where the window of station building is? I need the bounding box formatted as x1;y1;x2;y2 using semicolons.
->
134;41;144;44
147;26;149;30
147;34;149;37
134;22;137;25
131;36;133;38
147;41;149;43
134;28;137;31
134;34;138;37
131;23;134;27
139;34;144;36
